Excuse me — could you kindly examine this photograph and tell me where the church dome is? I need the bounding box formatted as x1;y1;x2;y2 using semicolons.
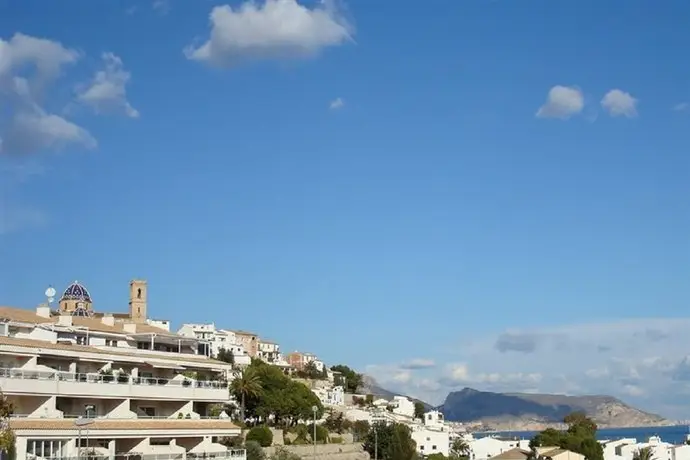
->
60;281;92;303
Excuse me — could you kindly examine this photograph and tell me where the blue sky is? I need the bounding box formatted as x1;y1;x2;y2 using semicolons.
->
1;0;690;417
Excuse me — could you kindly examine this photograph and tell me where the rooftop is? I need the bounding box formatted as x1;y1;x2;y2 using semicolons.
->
0;334;229;367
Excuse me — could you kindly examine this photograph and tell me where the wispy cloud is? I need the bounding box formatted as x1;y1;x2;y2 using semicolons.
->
367;318;690;418
329;97;344;110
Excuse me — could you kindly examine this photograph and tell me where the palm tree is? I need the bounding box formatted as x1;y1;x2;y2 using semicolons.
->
633;447;654;460
229;368;262;422
451;438;470;458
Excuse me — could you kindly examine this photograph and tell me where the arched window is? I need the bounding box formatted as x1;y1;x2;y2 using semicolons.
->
137;288;142;299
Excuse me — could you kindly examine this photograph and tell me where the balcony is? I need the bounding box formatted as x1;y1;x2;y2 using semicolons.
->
0;368;229;401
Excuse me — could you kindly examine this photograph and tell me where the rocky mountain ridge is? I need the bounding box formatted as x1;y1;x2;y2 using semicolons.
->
440;387;672;430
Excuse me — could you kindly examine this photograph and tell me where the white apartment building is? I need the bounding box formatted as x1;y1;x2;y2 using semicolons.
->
257;340;282;364
176;323;251;366
411;411;450;457
602;436;688;460
1;281;245;460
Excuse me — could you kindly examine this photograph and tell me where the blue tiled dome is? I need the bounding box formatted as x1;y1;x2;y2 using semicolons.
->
60;281;92;303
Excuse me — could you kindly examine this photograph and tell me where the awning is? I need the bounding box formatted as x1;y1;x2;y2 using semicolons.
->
144;361;185;370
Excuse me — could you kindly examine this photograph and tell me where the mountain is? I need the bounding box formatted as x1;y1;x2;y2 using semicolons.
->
440;387;671;430
359;375;432;409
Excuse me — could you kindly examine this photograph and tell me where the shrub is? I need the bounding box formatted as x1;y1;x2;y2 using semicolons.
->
307;424;329;443
246;425;274;447
330;436;343;444
218;436;243;448
245;441;266;460
269;447;301;460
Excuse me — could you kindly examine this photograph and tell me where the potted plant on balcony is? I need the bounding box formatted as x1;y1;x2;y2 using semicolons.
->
99;368;114;383
116;371;130;384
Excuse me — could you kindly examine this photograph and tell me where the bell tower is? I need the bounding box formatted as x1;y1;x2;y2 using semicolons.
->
129;279;147;324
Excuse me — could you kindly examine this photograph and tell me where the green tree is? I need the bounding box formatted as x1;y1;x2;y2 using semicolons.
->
217;348;236;366
246;425;274;447
530;413;603;460
230;367;263;422
352;420;370;442
362;421;417;460
245;440;266;460
0;391;15;460
633;447;654;460
324;410;348;434
330;365;363;393
451;438;470;458
428;454;447;460
243;360;324;426
413;401;425;420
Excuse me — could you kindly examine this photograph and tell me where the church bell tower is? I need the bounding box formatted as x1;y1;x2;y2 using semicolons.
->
128;279;147;324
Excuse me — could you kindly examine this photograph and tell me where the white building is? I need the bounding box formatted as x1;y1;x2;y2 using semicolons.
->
389;396;415;418
177;323;251;366
467;435;530;460
314;386;345;407
257;339;284;365
602;436;686;460
1;281;245;460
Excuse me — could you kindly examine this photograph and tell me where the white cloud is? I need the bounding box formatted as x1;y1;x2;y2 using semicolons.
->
77;53;139;118
0;34;93;156
601;89;638;118
536;85;584;119
185;0;352;66
2;110;96;154
329;97;344;110
673;102;688;112
0;32;79;78
152;0;170;15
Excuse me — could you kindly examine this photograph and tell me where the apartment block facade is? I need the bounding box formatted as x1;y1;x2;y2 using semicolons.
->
0;281;245;460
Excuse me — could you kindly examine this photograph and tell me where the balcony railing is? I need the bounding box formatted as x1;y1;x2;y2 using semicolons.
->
0;368;226;389
37;451;246;460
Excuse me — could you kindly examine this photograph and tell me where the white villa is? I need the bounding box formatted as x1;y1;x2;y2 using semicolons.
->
601;436;690;460
410;410;451;457
313;386;345;407
176;323;251;366
1;280;245;460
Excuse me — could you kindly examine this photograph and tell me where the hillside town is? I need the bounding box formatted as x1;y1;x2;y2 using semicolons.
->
0;280;687;460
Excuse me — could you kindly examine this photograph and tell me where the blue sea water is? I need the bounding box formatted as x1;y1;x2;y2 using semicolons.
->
486;425;690;445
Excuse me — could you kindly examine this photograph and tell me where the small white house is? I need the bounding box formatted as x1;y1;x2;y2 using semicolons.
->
412;425;450;457
313;386;345;406
390;396;415;418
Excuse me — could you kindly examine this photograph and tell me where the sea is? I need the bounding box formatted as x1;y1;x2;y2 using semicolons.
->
481;425;690;445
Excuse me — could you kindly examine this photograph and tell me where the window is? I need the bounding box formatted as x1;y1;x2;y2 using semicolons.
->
432;445;437;450
28;440;66;458
137;288;142;299
105;339;116;347
150;438;171;446
76;336;87;345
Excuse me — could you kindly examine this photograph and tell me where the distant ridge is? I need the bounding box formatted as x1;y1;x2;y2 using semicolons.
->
439;387;671;430
359;375;432;409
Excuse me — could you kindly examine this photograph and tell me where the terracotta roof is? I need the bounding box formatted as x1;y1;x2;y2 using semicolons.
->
10;418;238;431
233;330;257;337
0;336;229;367
491;448;531;460
0;306;174;336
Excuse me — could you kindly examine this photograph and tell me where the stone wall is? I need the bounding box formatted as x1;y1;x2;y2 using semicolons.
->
263;443;369;460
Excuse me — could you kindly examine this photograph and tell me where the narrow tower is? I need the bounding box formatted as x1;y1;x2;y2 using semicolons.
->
128;279;147;324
